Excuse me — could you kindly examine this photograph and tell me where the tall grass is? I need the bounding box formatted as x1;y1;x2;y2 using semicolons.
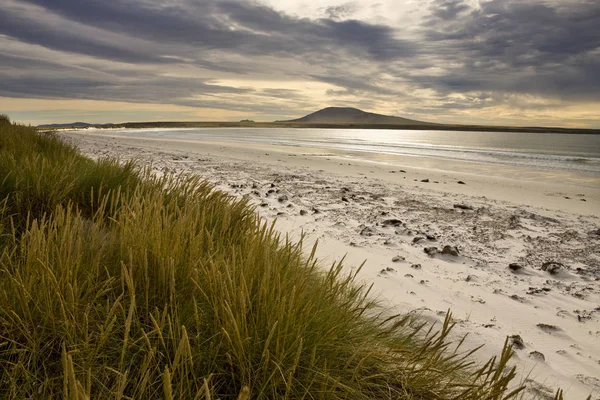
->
1;121;527;398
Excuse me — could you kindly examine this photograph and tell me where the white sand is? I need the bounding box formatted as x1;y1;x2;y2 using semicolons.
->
61;130;600;399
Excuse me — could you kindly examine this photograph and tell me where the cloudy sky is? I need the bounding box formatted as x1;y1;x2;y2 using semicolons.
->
1;0;599;127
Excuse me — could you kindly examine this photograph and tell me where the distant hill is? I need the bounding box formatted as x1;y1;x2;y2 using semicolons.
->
38;122;114;128
278;107;435;125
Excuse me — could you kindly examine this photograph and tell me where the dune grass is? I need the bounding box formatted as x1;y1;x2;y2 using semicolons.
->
0;118;532;398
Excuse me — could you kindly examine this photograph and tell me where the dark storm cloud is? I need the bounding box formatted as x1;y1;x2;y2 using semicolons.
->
417;0;600;102
4;0;413;62
0;70;253;105
0;10;162;64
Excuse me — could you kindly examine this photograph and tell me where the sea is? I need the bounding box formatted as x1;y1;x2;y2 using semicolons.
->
91;127;600;187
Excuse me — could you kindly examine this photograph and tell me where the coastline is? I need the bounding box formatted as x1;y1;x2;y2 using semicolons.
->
61;130;600;399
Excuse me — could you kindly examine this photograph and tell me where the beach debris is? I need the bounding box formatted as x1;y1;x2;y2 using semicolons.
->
360;226;376;236
341;196;349;202
412;236;425;244
527;213;560;224
509;263;524;272
379;267;396;276
260;202;268;207
424;247;438;256
312;207;321;214
526;287;552;295
392;255;405;262
404;274;413;278
510;294;526;302
541;261;564;275
508;215;521;229
299;209;308;216
277;195;288;203
382;218;403;227
453;203;473;210
421;178;429;182
509;335;525;349
425;234;437;241
537;323;561;333
441;245;459;256
399;170;406;173
419;280;427;284
529;351;546;362
465;275;473;282
457;181;466;184
411;264;422;269
580;198;586;201
276;212;286;216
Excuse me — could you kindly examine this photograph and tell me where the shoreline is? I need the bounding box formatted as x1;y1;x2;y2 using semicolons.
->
61;131;600;399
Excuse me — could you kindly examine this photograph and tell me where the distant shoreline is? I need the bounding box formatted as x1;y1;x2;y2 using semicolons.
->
39;121;600;135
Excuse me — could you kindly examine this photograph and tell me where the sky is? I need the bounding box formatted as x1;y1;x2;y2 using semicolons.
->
1;0;599;127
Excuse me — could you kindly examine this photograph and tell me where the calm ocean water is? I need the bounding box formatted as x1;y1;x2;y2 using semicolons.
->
95;127;600;185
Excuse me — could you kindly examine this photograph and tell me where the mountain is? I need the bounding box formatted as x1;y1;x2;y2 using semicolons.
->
278;107;434;125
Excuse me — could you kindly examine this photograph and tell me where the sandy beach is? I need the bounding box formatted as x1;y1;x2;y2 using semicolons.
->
60;130;600;399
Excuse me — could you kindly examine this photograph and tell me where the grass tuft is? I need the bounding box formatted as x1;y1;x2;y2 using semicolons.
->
0;123;529;398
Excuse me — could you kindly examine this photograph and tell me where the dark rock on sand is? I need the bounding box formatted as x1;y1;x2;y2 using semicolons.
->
537;323;561;332
441;245;460;256
360;226;376;236
453;204;473;210
541;261;564;275
411;264;422;269
341;196;349;202
300;209;308;216
508;215;521;229
424;247;438;256
509;335;525;349
412;236;425;244
457;181;466;184
392;255;405;262
426;234;437;241
529;351;545;361
509;263;524;272
382;219;403;227
510;294;526;302
421;178;430;183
